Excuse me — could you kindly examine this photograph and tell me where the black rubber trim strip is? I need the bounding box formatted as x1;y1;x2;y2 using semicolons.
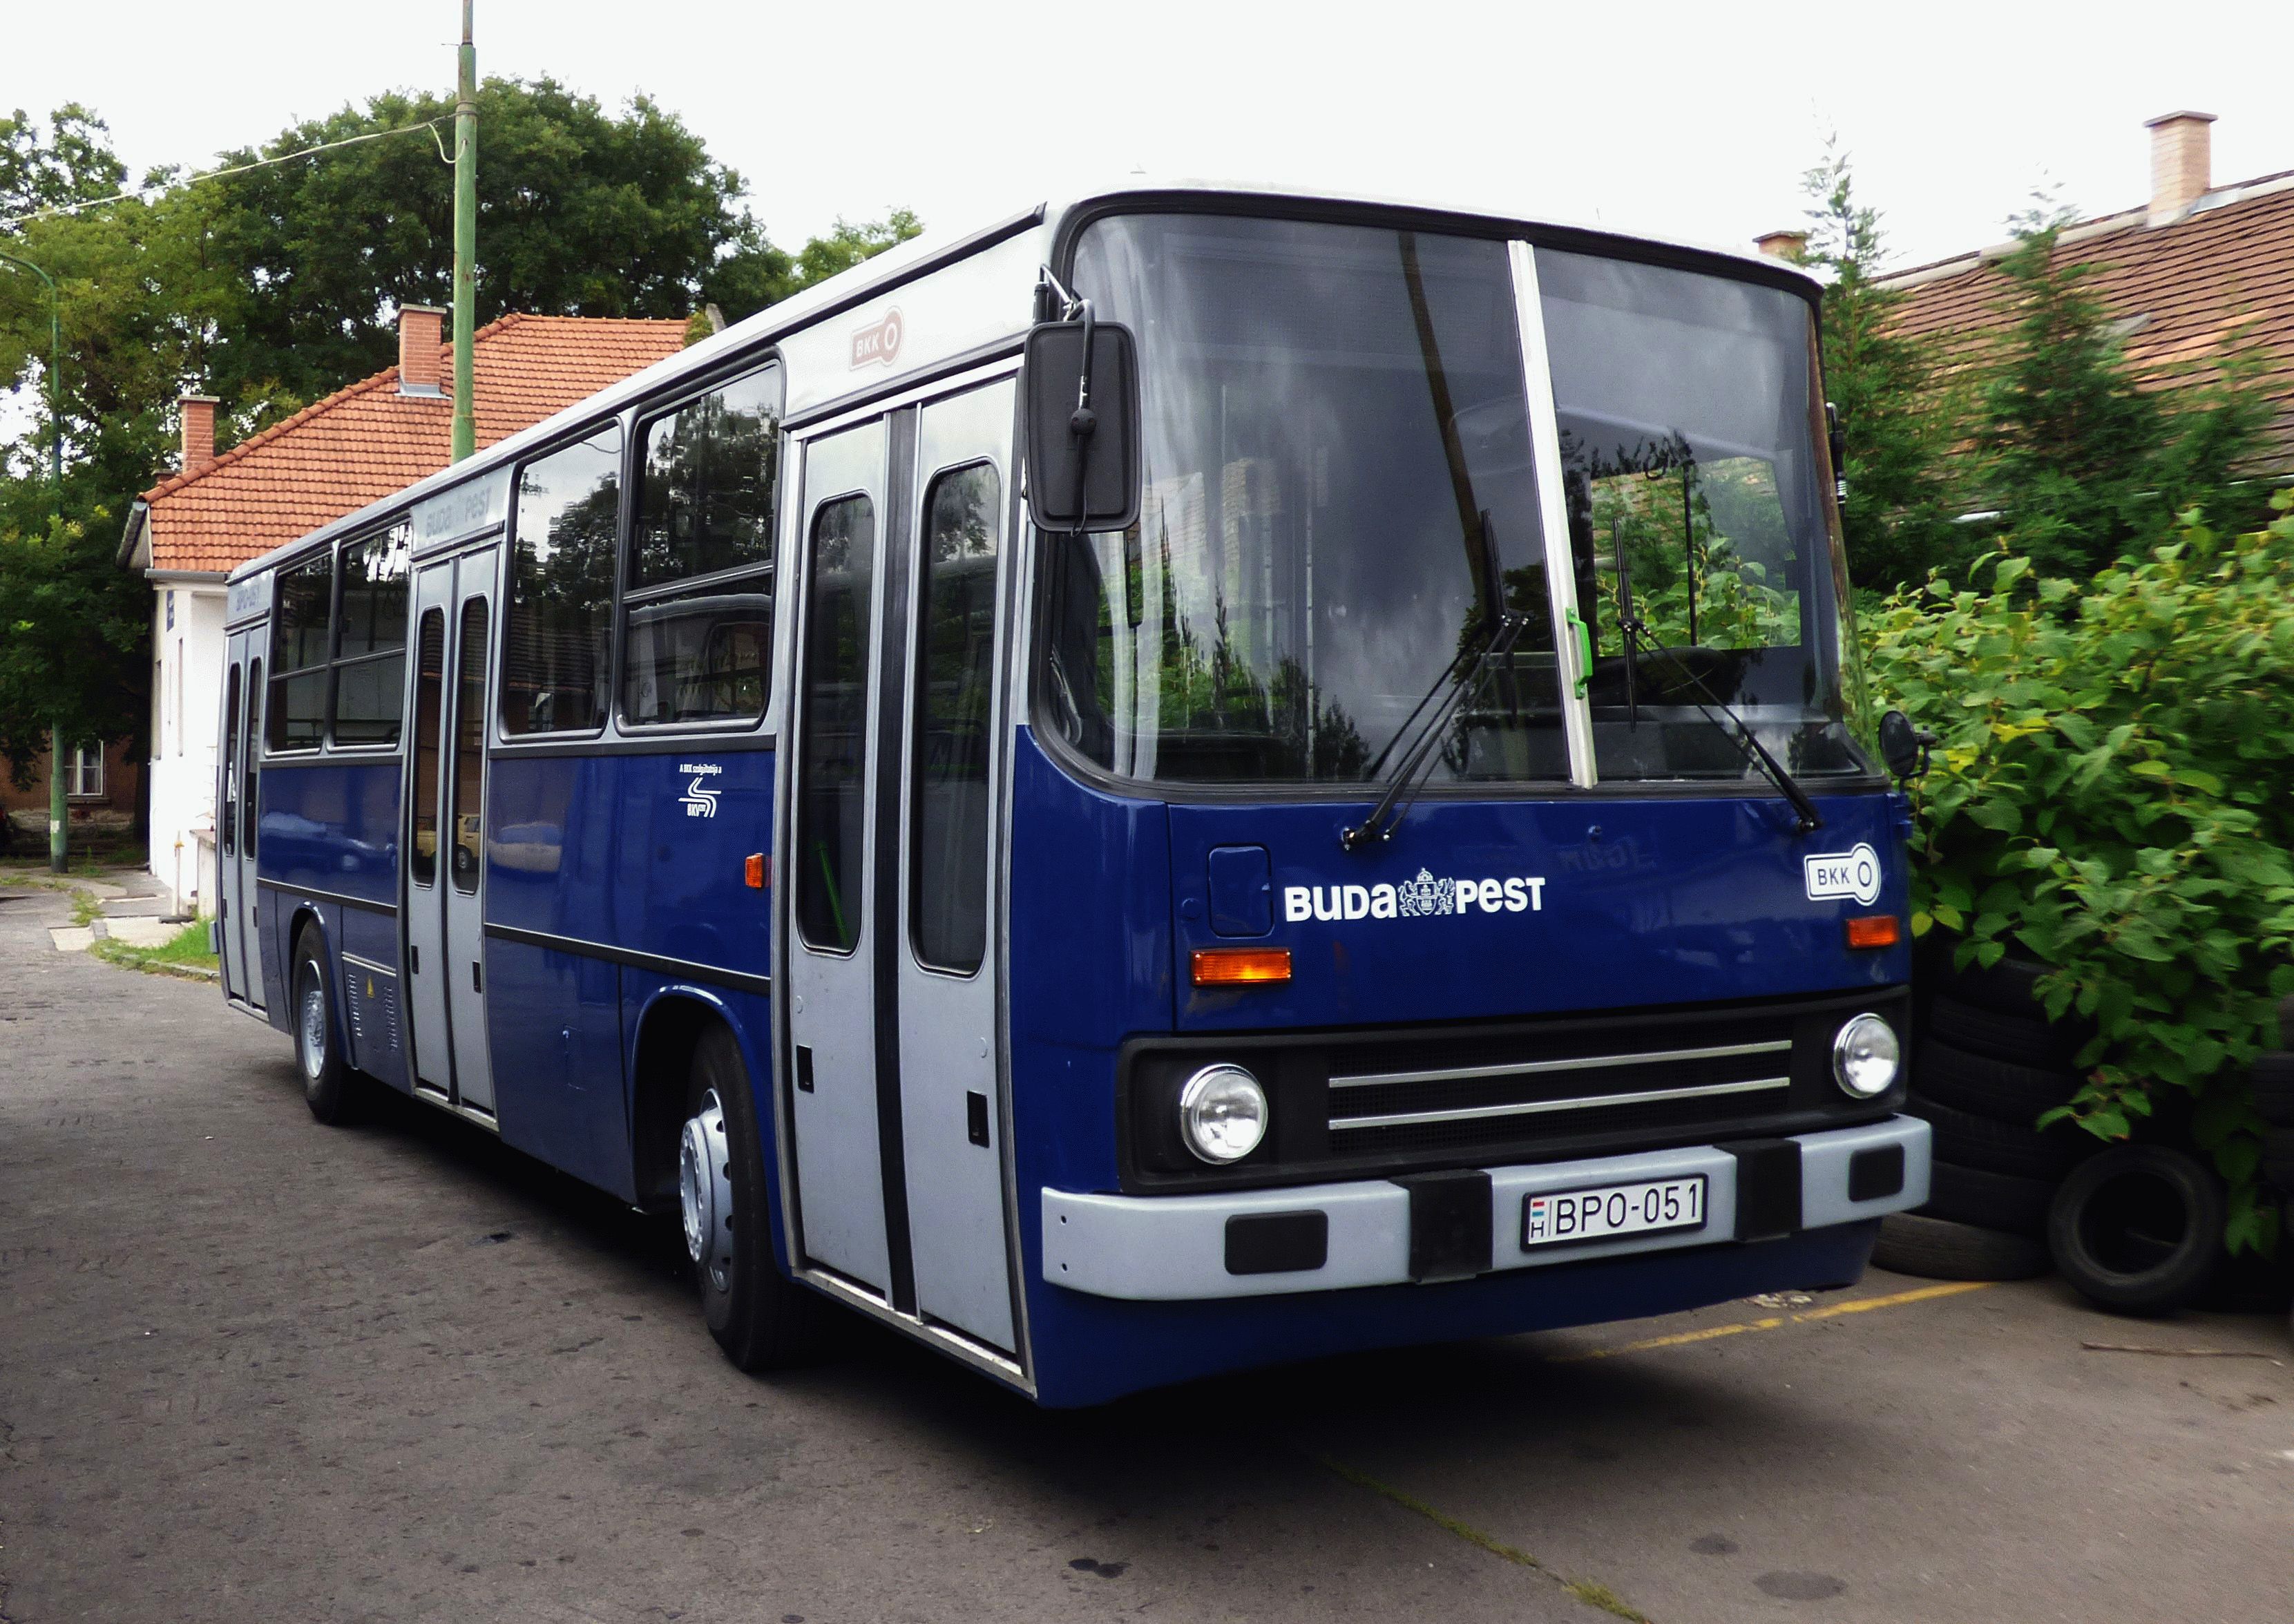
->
483;921;772;997
870;406;921;1317
256;876;398;916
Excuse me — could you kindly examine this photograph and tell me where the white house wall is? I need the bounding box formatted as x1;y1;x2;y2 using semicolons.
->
146;581;225;917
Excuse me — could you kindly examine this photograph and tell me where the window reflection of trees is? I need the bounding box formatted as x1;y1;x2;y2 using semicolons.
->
506;432;620;735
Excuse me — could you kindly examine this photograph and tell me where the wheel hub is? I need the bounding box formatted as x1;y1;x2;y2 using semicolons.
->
298;975;327;1081
678;1089;736;1290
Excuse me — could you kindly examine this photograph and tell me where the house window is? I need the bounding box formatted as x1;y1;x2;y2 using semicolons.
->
68;743;104;799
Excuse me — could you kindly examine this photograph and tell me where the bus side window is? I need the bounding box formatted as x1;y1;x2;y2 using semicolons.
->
267;551;333;750
410;609;446;887
910;462;1000;974
244;658;262;855
620;365;780;727
504;428;620;736
221;665;241;857
332;525;411;745
794;495;874;953
452;598;488;891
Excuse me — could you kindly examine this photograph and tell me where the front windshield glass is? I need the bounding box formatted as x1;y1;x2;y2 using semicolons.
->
1537;249;1864;779
1049;214;1562;785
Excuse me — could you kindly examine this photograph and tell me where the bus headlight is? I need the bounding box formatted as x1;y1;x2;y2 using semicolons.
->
1178;1064;1268;1164
1832;1014;1901;1099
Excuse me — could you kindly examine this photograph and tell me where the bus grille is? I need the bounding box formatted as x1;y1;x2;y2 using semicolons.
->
1326;1027;1795;1158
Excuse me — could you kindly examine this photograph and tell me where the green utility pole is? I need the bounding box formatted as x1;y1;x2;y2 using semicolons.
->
0;247;69;873
450;0;479;462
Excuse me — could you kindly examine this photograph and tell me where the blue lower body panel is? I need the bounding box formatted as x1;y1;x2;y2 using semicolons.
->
1022;1221;1877;1407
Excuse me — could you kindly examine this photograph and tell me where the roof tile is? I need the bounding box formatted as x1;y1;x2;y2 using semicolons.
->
140;314;686;573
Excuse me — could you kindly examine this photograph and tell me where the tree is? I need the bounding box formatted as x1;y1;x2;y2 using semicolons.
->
1795;142;1958;591
1971;210;2273;578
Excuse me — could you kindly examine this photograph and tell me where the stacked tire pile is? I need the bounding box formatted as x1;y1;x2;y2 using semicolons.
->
1875;952;2092;1283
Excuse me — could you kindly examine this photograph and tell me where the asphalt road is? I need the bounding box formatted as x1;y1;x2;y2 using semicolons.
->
4;877;2290;1624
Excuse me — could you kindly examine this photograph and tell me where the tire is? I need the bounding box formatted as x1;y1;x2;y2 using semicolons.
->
2048;1145;2223;1316
1927;993;2090;1069
1913;1038;2083;1125
1871;1211;2050;1281
1908;1096;2091;1181
2250;1053;2294;1128
1933;950;2055;1018
1920;1160;2057;1236
683;1024;832;1370
291;927;357;1125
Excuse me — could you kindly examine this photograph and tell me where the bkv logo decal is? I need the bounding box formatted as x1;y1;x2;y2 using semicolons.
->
1284;868;1547;923
678;761;723;819
1804;842;1882;906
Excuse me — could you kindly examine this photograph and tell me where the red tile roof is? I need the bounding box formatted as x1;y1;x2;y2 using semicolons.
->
1881;174;2294;472
132;314;686;573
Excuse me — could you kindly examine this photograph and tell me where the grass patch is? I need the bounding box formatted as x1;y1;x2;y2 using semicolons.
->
91;920;218;979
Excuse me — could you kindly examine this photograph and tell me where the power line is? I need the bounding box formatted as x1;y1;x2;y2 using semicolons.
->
0;120;450;231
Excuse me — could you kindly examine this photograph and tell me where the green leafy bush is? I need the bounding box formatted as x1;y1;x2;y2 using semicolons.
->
1864;495;2294;1251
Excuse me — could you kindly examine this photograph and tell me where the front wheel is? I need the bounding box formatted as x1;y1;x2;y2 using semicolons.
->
292;929;356;1125
680;1024;832;1370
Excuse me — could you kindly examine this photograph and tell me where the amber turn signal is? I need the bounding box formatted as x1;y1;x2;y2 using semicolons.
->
1844;915;1902;949
1191;947;1292;987
744;852;767;890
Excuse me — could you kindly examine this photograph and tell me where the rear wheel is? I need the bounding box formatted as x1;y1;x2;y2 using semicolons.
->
682;1024;832;1370
292;928;356;1125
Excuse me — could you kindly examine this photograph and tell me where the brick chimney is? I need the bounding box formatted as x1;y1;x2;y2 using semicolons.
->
396;305;447;396
178;394;220;475
1755;229;1808;262
2145;111;2216;225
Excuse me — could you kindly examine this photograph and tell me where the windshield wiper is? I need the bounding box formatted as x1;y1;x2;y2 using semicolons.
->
1341;610;1528;851
1615;613;1823;834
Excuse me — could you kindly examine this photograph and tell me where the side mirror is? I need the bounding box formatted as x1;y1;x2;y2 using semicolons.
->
1023;319;1140;534
1877;708;1935;782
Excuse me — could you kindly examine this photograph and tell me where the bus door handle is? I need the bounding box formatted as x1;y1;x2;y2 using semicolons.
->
472;961;483;995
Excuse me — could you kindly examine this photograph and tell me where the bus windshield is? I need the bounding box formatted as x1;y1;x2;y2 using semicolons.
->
1045;212;1866;788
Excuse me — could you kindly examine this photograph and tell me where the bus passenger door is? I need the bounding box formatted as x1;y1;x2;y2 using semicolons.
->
786;419;896;1297
443;557;497;1116
405;549;497;1116
404;565;453;1098
218;628;265;1008
892;380;1018;1352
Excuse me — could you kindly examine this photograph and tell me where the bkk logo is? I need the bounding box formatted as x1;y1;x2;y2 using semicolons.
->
1803;843;1882;906
678;761;722;819
1284;867;1547;923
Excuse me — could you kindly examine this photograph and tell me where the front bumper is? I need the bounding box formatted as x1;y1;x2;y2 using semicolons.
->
1043;1115;1929;1301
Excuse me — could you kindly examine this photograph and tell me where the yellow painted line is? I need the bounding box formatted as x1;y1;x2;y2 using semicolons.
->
1554;1279;1991;1364
1793;1280;1991;1321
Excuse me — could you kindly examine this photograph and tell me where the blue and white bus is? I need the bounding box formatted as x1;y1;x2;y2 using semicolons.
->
214;183;1931;1406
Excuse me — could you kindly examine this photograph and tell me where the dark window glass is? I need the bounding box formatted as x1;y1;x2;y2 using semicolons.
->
410;610;445;888
1056;214;1560;785
451;598;488;892
242;660;261;855
622;590;772;725
631;369;779;588
621;369;779;727
268;551;333;750
1538;249;1862;779
336;525;410;656
794;495;875;953
504;428;620;735
910;464;1000;973
221;665;241;857
272;553;333;673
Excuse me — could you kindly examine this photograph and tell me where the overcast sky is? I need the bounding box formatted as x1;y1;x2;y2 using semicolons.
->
6;1;2293;277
